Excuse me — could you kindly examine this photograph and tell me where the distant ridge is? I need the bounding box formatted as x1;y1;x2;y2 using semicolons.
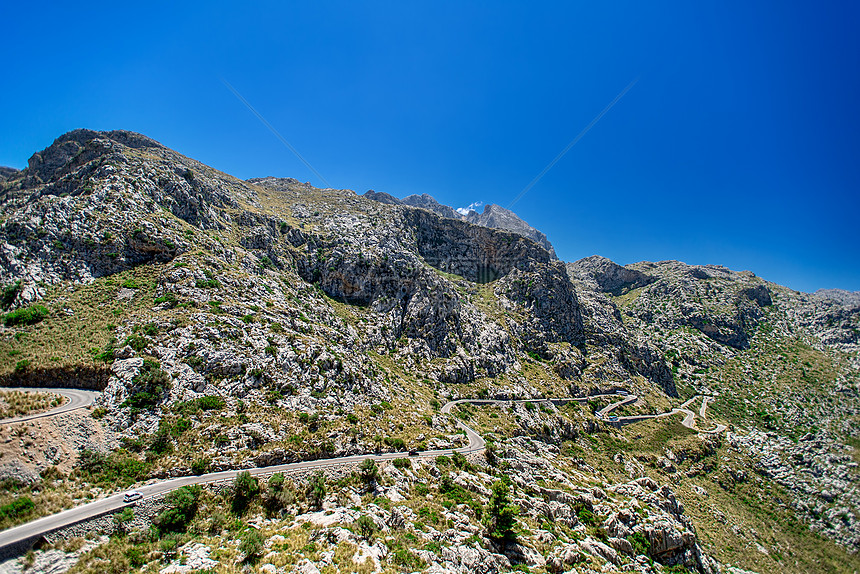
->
363;190;557;259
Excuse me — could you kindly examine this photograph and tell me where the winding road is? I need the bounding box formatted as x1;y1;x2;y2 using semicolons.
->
0;388;724;553
0;388;100;425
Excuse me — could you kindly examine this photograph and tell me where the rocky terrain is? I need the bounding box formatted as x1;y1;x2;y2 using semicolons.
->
362;191;557;258
0;129;858;573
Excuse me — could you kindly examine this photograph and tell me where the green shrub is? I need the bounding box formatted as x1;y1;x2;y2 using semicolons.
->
307;471;326;509
232;471;260;514
155;485;200;533
171;418;191;436
124;334;148;352
190;458;209;475
383;437;405;450
576;506;597;526
13;359;30;374
450;451;468;469
354;515;377;540
1;280;22;311
359;458;379;483
154;292;178;306
112;507;134;534
239;528;264;561
346;413;359;424
483;480;518;541
76;449;149;487
389;539;425;569
92;338;117;363
4;305;48;326
121;360;170;410
391;458;411;469
628;531;651;556
0;496;34;519
148;428;173;455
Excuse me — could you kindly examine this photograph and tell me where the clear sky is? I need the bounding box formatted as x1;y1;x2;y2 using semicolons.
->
2;2;858;293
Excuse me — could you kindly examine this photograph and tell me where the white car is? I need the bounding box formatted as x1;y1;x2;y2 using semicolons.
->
123;490;143;503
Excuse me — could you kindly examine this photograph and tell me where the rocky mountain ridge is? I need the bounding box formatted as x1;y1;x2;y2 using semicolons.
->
362;190;558;259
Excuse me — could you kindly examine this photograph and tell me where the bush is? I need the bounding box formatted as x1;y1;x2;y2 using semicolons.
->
391;458;411;469
112;507;134;534
359;458;378;483
239;528;264;561
450;451;468;469
576;506;597;526
346;413;359;424
4;304;48;326
307;471;326;509
155;485;200;533
232;471;260;514
263;473;295;516
148;428;173;455
171;418;191;436
76;449;150;487
190;458;209;475
1;280;22;311
121;360;170;410
124;334;148;352
0;496;34;519
484;480;519;541
383;437;405;451
154;292;177;306
354;515;377;540
628;531;651;556
92;338;117;363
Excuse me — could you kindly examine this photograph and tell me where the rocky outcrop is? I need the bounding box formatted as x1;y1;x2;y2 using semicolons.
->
567;255;654;294
0;166;19;182
465;204;556;259
617;261;773;349
400;193;461;220
363;191;558;260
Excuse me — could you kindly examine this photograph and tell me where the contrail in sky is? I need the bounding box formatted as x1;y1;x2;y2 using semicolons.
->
508;77;639;209
221;78;332;189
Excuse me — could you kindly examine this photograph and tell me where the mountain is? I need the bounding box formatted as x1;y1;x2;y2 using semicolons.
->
0;129;858;574
363;191;558;259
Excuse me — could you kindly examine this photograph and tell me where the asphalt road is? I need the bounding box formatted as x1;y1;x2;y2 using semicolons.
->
0;388;99;424
0;389;724;551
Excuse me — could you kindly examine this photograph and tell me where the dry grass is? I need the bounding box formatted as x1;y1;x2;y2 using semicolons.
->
0;390;63;418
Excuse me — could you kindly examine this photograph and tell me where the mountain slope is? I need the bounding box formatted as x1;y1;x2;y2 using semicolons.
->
363;190;558;258
0;130;858;574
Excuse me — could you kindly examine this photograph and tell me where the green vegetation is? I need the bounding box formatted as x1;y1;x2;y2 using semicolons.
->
0;280;22;310
3;304;48;326
0;496;34;519
306;471;326;509
155;485;201;534
120;359;170;410
483;480;518;541
239;528;264;561
232;471;260;514
75;449;150;487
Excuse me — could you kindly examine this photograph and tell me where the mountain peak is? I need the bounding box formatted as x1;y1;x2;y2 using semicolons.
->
363;191;557;259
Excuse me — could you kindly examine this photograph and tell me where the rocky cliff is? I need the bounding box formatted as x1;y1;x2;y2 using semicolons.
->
363;191;558;259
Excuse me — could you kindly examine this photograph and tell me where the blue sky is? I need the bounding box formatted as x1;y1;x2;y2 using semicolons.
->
2;2;858;292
